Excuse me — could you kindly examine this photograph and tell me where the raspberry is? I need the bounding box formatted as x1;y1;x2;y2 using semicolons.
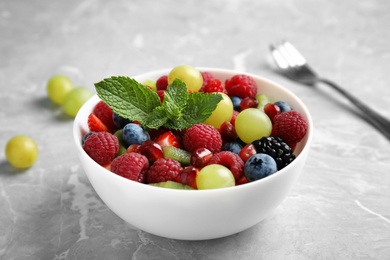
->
146;158;183;184
272;110;308;146
183;123;222;153
93;101;116;131
199;71;215;92
225;74;257;98
111;153;149;183
83;132;119;165
208;151;244;181
156;75;168;91
202;79;227;94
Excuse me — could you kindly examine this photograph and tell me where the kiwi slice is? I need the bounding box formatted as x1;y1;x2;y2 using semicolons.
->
150;181;194;190
163;146;191;166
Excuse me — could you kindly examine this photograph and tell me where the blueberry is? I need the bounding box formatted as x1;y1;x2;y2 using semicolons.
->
113;113;132;129
230;96;242;111
222;142;243;154
244;153;277;182
274;101;291;113
122;123;150;147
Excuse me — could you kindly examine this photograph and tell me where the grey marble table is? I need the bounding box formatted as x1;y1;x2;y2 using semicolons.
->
1;0;389;259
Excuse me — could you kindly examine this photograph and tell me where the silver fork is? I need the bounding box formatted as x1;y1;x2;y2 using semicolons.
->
270;40;390;140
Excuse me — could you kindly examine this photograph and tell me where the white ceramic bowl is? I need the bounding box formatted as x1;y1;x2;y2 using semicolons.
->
73;68;313;240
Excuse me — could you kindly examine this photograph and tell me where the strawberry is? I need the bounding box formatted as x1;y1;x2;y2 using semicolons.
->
88;113;109;132
155;131;180;148
92;101;116;131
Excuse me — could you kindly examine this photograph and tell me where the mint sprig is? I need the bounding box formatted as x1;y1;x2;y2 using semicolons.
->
94;76;222;130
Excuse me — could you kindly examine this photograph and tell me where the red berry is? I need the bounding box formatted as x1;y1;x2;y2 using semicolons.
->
230;110;239;125
93;101;116;131
138;140;164;162
183;123;222;153
176;166;198;189
146;158;183;184
83;132;119;165
264;103;281;122
202;79;226;94
208;151;244;181
236;175;249;185
272;110;308;146
219;121;237;142
156;75;168;91
126;144;140;153
239;97;258;110
200;71;215;92
190;148;213;168
239;144;257;162
111;153;149;183
155;131;180;148
88;113;109;132
225;74;257;98
157;90;165;102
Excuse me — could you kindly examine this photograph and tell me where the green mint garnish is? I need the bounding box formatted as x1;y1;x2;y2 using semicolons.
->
94;76;222;130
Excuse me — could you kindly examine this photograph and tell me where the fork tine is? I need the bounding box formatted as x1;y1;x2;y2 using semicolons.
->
270;43;290;69
282;41;307;66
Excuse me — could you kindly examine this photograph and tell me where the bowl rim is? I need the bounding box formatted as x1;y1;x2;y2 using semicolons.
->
73;67;313;194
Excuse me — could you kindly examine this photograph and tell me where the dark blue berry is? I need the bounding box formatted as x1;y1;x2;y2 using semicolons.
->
222;142;243;154
274;101;291;113
113;113;132;129
244;153;277;182
122;123;150;147
230;96;242;111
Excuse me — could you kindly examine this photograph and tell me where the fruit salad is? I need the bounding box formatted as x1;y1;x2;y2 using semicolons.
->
81;65;308;190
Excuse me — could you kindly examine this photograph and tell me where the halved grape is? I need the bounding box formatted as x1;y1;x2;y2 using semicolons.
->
150;181;194;190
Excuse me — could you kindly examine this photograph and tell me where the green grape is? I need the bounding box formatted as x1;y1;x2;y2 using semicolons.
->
256;94;271;111
203;92;233;129
5;135;38;169
167;65;203;92
46;75;74;105
63;87;93;117
143;80;157;91
235;108;272;143
196;164;235;190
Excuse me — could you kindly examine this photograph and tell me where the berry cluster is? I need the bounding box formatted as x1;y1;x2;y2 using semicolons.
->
82;66;308;190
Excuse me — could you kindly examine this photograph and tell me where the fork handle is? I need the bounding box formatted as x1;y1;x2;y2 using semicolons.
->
319;78;390;140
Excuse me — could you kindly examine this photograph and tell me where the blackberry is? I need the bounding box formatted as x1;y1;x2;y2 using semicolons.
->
251;136;295;170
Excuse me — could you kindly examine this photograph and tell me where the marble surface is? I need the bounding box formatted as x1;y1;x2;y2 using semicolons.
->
1;0;390;259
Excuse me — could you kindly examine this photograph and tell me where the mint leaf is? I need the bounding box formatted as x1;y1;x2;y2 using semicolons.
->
94;76;223;130
94;76;161;124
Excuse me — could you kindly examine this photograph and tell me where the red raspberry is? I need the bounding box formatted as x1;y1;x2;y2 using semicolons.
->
156;75;168;91
111;153;149;183
83;132;119;165
199;71;215;92
183;123;222;153
225;74;257;98
272;110;308;146
208;151;244;181
93;101;116;131
202;79;227;94
146;158;183;184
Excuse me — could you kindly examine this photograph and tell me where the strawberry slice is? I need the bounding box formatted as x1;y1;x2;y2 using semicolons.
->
88;113;109;132
155;131;180;148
